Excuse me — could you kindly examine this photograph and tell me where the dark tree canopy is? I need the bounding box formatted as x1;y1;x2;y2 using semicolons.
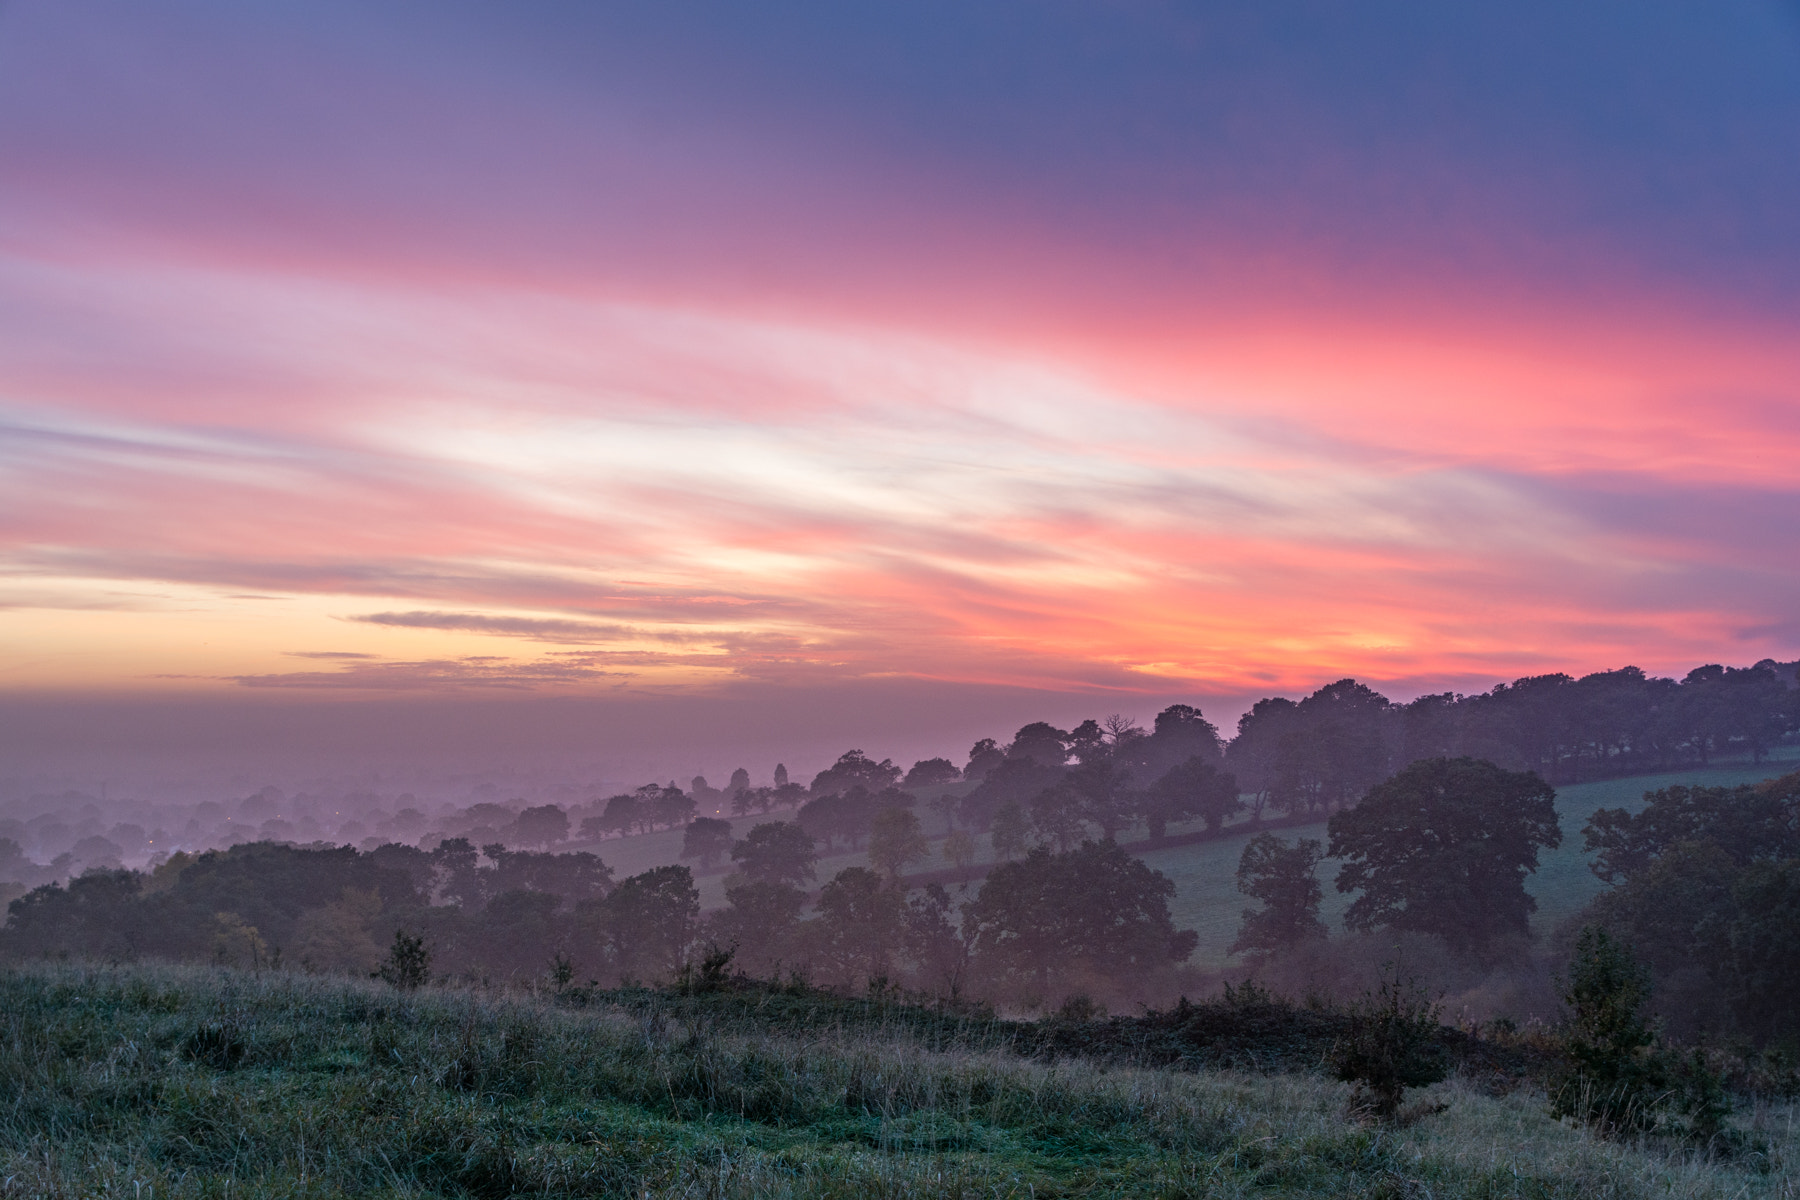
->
1143;756;1241;840
867;806;927;878
729;822;817;889
584;865;698;984
1584;771;1800;884
1230;833;1326;958
680;818;735;869
706;879;806;979
811;866;907;988
481;846;612;909
964;738;1006;781
810;750;902;797
958;756;1064;832
511;804;569;850
1329;756;1561;953
963;841;1196;1000
1578;771;1800;1044
902;757;961;788
1004;722;1070;768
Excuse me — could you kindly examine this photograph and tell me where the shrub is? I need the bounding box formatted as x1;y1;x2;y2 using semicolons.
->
1549;927;1663;1136
1327;967;1447;1121
374;928;432;990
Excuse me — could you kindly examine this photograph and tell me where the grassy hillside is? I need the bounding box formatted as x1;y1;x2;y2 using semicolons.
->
3;962;1792;1198
1148;749;1800;969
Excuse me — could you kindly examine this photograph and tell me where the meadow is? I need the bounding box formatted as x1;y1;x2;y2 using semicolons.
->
3;961;1794;1199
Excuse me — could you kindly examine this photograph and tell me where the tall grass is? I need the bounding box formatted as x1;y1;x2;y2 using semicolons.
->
0;962;1792;1198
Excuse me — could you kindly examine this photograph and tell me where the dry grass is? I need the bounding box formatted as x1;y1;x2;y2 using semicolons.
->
0;962;1792;1198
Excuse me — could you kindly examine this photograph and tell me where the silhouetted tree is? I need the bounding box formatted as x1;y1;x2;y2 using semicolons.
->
585;865;698;984
1028;782;1087;852
680;818;735;869
906;883;968;995
867;807;927;878
1005;722;1070;768
482;845;612;908
1142;756;1241;840
963;737;1005;781
596;793;642;837
1064;757;1136;840
706;880;806;979
990;802;1029;862
512;804;569;850
649;785;695;831
812;867;907;988
902;757;960;788
1330;757;1561;954
729;822;817;889
1585;771;1800;884
963;842;1196;1002
810;749;902;796
958;756;1063;831
1230;834;1326;958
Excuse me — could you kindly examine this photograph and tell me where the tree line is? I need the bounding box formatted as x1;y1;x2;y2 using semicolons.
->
1229;759;1800;1046
0;824;1198;1009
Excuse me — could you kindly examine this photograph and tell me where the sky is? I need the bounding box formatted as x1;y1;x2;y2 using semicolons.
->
3;2;1799;780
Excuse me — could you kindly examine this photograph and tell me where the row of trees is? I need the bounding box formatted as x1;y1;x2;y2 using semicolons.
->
1230;757;1562;961
1228;663;1797;808
301;658;1787;870
1226;756;1800;1046
0;821;1198;1008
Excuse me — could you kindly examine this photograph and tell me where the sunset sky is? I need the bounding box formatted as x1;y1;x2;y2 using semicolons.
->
4;2;1799;773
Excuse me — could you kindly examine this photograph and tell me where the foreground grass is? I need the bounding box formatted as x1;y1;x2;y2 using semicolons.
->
1;964;1792;1198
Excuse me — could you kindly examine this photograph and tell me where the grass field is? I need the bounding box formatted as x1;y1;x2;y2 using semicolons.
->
3;961;1793;1198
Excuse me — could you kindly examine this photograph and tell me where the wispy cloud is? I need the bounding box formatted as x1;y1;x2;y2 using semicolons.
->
2;3;1797;703
231;657;635;690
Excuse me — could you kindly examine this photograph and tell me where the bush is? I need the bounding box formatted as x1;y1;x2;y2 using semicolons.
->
1551;927;1750;1153
1327;967;1447;1121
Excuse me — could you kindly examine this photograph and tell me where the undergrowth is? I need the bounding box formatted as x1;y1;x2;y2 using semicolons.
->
0;962;1792;1198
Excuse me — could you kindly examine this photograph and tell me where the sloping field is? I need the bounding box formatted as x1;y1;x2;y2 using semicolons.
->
1148;749;1800;969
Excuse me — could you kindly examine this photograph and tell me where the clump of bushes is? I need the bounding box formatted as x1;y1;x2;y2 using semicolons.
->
1550;926;1746;1155
1326;967;1447;1122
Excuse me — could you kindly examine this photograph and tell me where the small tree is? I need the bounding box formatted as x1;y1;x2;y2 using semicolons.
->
1230;834;1326;959
1549;927;1662;1136
1029;783;1088;852
868;807;928;879
1328;966;1447;1122
990;802;1029;861
375;928;432;990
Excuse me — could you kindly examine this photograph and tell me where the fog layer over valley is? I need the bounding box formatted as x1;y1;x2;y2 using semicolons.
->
7;659;1798;1037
